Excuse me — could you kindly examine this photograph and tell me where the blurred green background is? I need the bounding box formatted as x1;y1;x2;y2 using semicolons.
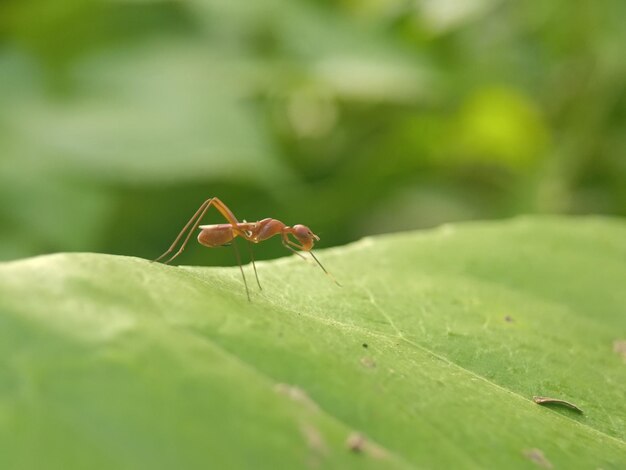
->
1;0;624;266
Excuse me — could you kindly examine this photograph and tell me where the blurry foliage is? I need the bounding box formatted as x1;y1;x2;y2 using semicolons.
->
0;0;624;264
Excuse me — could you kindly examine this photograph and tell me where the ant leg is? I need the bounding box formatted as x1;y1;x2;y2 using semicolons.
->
231;240;250;301
247;241;262;290
161;199;218;264
154;199;211;262
156;198;248;265
205;197;255;242
209;198;241;227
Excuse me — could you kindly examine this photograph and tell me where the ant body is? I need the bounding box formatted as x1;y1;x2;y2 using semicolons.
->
155;197;337;299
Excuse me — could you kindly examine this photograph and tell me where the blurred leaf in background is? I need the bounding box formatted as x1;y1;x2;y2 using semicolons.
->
0;0;624;264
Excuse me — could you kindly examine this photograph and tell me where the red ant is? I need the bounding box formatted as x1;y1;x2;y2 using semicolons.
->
154;197;339;300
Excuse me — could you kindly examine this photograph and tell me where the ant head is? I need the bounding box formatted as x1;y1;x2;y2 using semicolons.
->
292;224;319;251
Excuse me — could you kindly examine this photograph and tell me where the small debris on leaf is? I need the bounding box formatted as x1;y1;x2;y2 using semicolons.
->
504;315;514;323
274;383;319;412
523;448;553;469
362;343;368;348
345;432;388;459
360;356;376;368
346;432;366;453
300;423;328;456
533;396;583;413
613;340;626;362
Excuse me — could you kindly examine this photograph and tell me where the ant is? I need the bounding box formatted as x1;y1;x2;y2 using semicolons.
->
154;197;339;300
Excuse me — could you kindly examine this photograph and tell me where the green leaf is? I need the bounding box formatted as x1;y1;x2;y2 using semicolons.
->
0;44;292;185
0;216;625;469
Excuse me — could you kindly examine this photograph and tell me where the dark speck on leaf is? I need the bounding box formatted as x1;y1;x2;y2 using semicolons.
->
504;315;514;323
362;343;368;348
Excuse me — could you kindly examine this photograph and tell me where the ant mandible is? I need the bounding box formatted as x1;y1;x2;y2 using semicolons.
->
154;197;339;300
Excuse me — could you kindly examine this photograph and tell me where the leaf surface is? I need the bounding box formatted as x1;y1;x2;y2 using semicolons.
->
0;216;625;469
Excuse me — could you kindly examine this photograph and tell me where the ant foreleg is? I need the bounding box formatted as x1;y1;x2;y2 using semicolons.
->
309;251;341;287
281;240;309;261
282;239;341;287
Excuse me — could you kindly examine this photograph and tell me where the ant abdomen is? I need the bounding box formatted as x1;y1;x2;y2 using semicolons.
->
198;224;235;247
